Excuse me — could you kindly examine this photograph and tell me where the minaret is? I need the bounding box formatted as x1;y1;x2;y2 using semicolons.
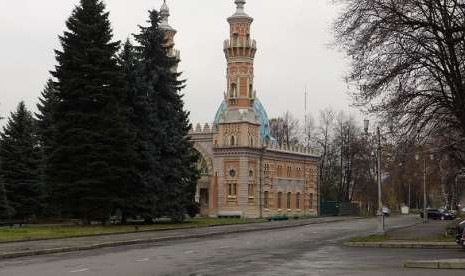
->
159;0;180;72
215;0;261;148
224;0;257;109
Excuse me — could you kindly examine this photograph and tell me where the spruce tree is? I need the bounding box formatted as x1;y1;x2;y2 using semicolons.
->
117;39;151;222
0;174;14;220
48;0;135;222
35;79;59;215
36;79;59;160
134;10;199;222
0;102;41;220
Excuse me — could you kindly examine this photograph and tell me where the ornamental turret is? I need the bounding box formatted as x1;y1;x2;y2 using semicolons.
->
159;0;180;72
214;0;261;148
224;0;257;109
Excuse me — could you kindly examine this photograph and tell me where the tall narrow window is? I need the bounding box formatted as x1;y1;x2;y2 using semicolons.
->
296;168;302;178
230;136;235;146
277;192;283;209
249;84;253;98
248;182;254;200
296;193;301;209
233;33;239;44
287;192;291;209
228;182;237;199
230;83;237;98
309;193;314;209
264;191;269;208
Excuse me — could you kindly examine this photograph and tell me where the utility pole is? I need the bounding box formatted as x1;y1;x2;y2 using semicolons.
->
408;180;411;210
423;157;428;223
259;145;266;219
377;127;384;234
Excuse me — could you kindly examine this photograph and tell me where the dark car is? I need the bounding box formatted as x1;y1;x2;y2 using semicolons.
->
420;208;456;220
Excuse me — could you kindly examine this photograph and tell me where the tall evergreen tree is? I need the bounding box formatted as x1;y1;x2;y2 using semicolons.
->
36;79;59;159
48;0;135;223
0;102;41;220
0;174;14;220
134;10;199;222
117;39;151;222
35;79;59;214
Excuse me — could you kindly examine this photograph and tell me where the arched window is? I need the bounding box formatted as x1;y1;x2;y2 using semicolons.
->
230;83;237;98
296;193;301;209
228;182;237;198
230;136;236;146
264;191;269;208
249;84;253;98
249;136;254;147
233;33;239;44
277;192;283;209
287;192;292;209
248;182;254;200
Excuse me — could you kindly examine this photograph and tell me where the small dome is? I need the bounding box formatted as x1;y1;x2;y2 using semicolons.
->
160;0;169;14
229;0;252;20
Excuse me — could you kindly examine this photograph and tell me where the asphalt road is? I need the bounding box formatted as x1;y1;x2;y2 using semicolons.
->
0;216;463;276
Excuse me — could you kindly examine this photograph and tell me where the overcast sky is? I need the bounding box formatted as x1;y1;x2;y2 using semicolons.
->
0;0;356;127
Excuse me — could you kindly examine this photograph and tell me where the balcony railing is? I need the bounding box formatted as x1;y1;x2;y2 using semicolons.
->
224;38;257;49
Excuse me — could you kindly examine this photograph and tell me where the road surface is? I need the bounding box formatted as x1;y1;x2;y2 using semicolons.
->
0;216;463;275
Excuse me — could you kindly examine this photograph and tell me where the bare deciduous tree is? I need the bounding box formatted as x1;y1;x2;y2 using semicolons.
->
270;111;301;146
334;0;465;160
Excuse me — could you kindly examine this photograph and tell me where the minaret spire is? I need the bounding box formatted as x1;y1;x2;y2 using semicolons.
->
231;0;251;18
224;0;256;110
160;0;175;32
235;0;246;14
158;0;180;72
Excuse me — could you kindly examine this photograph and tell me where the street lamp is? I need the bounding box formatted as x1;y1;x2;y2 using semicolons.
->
415;152;434;223
364;119;384;234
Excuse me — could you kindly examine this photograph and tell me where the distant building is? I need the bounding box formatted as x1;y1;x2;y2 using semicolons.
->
162;0;320;218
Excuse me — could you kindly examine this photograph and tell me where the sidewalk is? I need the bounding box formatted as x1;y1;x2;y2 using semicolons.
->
404;259;465;269
0;216;357;260
345;219;458;249
389;220;449;240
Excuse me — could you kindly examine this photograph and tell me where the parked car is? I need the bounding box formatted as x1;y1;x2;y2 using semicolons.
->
382;206;391;217
420;208;456;220
456;220;465;249
376;206;391;217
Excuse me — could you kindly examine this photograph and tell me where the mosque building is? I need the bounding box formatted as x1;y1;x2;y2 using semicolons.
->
160;0;320;218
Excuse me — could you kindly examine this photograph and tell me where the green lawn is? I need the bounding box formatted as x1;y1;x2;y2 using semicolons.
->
0;217;266;243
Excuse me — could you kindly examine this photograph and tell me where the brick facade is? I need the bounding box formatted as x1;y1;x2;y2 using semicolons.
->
187;1;320;218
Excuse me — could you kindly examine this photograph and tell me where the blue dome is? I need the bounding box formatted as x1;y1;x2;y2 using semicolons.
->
213;99;274;142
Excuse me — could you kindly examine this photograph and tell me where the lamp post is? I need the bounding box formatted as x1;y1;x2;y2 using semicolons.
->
364;119;384;234
259;143;267;219
415;152;433;223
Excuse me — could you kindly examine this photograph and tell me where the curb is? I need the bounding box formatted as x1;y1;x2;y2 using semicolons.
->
345;241;458;249
404;259;465;269
0;217;356;260
0;221;268;245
